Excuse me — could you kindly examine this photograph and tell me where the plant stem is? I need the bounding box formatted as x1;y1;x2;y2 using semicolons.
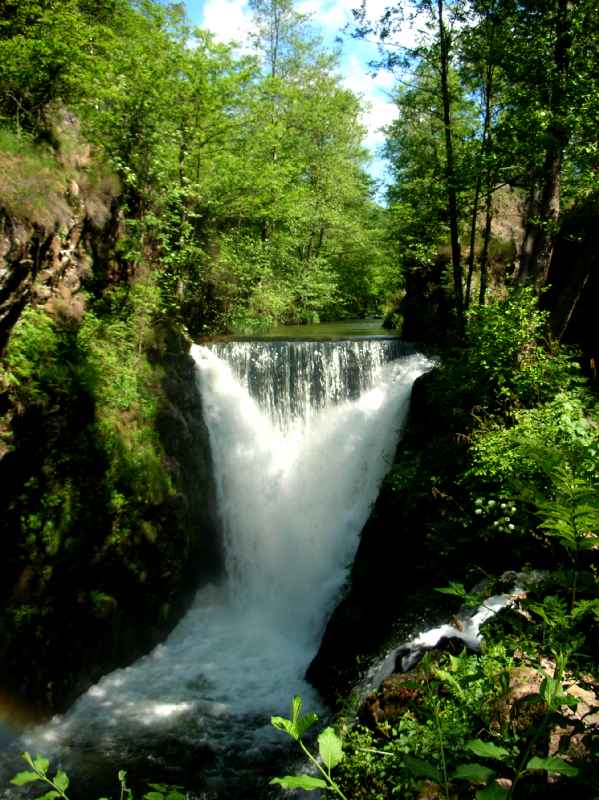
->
299;740;349;800
31;769;69;800
433;702;450;800
508;710;550;798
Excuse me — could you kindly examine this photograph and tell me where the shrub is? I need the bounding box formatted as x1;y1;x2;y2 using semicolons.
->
465;287;581;412
467;391;599;494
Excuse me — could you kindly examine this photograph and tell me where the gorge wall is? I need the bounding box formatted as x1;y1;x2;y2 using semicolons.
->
0;124;222;717
306;365;525;702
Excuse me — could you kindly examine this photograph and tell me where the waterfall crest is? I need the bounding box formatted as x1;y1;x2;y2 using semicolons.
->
206;340;414;428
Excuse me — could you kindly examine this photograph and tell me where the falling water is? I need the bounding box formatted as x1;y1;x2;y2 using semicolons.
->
1;338;433;798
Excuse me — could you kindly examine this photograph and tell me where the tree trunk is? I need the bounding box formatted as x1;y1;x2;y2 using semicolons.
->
465;177;481;310
517;0;571;289
466;56;494;309
437;0;463;329
478;186;493;305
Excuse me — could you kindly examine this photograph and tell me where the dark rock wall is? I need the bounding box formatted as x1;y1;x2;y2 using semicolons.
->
0;189;222;718
543;197;599;381
155;325;223;586
306;368;513;704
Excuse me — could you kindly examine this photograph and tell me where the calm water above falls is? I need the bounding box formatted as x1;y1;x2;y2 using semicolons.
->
248;318;400;340
1;337;432;798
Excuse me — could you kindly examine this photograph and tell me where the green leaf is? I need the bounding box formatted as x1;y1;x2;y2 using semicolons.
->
403;755;442;782
466;740;510;761
291;695;303;726
318;727;344;770
556;693;579;708
435;581;467;597
36;791;61;800
144;792;164;800
32;756;50;774
10;771;41;786
53;770;69;792
269;775;328;790
475;783;510;800
296;711;319;740
452;763;496;783
526;756;578;776
540;677;559;707
272;697;318;741
271;715;295;738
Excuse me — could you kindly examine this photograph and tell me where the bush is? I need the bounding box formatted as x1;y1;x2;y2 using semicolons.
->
465;287;581;412
467;391;599;493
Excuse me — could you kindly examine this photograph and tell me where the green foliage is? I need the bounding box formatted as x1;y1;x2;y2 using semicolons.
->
2;306;70;405
271;695;348;798
143;783;185;800
272;695;320;742
11;752;70;800
465;288;579;411
334;650;506;799
450;659;581;798
0;274;189;681
332;641;592;800
9;754;185;800
537;466;599;559
468;390;598;495
1;0;385;334
435;581;486;608
361;281;598;799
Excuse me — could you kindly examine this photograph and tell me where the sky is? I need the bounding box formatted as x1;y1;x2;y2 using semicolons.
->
182;0;418;188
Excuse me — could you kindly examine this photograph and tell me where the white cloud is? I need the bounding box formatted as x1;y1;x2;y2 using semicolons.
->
200;0;255;45
296;0;350;30
342;54;397;149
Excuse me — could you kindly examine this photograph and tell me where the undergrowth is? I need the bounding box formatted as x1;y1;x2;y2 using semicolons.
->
285;289;599;799
0;273;188;701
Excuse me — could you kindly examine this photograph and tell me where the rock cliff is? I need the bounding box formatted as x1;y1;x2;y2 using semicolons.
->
0;121;222;717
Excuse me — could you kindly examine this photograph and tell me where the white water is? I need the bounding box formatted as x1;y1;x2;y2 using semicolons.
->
6;340;432;788
366;571;545;689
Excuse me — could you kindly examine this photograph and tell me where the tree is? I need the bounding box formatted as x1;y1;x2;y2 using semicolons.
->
490;0;599;288
354;0;472;330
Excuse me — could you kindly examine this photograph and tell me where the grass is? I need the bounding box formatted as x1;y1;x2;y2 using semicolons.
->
0;126;71;229
0;123;120;231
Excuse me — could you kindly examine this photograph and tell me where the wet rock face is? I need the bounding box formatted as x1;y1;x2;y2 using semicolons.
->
0;108;121;355
306;369;457;704
154;325;224;584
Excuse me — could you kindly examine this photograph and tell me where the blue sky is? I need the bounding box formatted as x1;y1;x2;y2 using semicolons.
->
181;0;419;187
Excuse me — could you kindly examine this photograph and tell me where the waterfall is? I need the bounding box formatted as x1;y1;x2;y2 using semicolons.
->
193;340;428;647
206;339;414;429
3;338;432;795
